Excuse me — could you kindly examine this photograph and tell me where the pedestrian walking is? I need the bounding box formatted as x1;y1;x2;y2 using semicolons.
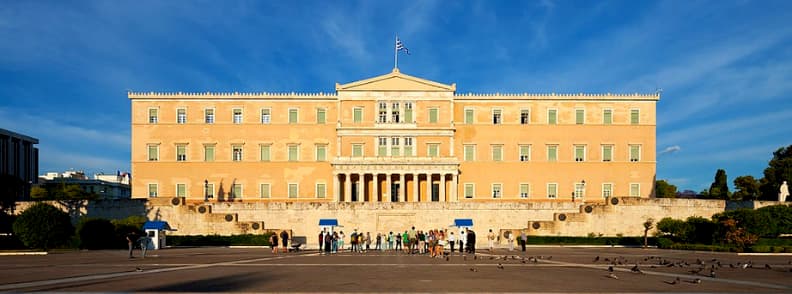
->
126;232;136;259
138;233;150;258
270;233;279;254
508;231;515;251
449;232;456;253
280;230;289;253
520;230;527;252
338;231;345;252
487;229;495;251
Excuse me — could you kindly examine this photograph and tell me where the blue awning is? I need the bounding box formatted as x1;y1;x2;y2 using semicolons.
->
142;221;171;230
454;219;473;227
319;219;338;226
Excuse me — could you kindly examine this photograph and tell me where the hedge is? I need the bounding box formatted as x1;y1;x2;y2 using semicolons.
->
76;218;117;249
524;236;656;246
167;234;274;246
12;203;73;249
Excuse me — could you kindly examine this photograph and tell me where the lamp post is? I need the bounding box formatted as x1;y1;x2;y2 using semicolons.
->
204;179;209;201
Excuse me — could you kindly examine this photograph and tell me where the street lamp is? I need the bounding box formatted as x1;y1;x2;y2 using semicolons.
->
204;179;209;201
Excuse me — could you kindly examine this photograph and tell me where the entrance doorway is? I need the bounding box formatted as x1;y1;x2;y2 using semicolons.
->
352;181;359;201
391;183;399;202
431;183;439;201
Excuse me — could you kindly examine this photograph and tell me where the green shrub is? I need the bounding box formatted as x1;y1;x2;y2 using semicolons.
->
0;211;15;234
522;236;654;246
754;238;792;246
168;234;274;246
714;208;774;237
656;217;689;242
656;237;673;249
12;203;73;249
686;216;717;244
756;205;792;236
111;215;147;229
668;243;736;252
76;218;116;249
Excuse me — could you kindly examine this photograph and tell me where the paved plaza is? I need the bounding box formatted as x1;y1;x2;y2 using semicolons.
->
1;246;791;293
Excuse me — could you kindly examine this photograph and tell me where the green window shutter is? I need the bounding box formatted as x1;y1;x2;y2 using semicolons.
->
148;184;157;197
576;109;584;124
520;145;530;161
403;146;412;156
603;110;612;124
352;145;362;157
261;145;270;161
176;184;186;197
492;146;502;161
575;146;584;161
548;110;557;124
465;184;474;198
316;184;326;198
353;108;362;123
289;146;298;161
603;146;612;161
464;146;473;161
289;109;298;124
520;184;529;198
391;145;400;156
428;144;438;157
205;146;214;161
316;146;326;161
630;184;640;197
548;146;557;161
465;109;474;124
317;109;326;124
148;145;158;161
289;184;298;198
630;145;640;161
429;108;438;123
404;108;413;123
378;145;387;156
260;184;270;198
631;109;639;124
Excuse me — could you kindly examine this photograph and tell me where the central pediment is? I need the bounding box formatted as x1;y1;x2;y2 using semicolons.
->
336;68;456;92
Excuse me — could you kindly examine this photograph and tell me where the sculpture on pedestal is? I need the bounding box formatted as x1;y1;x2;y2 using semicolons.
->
780;181;790;202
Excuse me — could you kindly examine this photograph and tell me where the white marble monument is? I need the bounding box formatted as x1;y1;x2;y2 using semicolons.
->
780;181;789;202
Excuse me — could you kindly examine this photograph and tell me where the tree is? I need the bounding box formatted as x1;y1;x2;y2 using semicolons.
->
708;169;730;199
655;180;678;198
643;218;654;248
0;173;24;213
12;203;73;249
30;186;48;199
759;145;792;200
733;175;760;201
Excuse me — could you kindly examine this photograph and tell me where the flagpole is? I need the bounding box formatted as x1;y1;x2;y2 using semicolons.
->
394;34;398;69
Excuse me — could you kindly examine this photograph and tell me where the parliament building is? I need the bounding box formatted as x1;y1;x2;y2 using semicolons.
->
130;69;658;204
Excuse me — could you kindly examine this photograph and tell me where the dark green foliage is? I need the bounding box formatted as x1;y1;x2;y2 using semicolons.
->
167;234;275;246
708;169;730;199
522;236;655;246
12;203;73;249
656;217;689;242
733;175;761;201
0;173;24;212
755;205;792;236
754;238;792;246
0;211;15;233
655;180;677;198
685;216;717;244
76;218;116;249
713;208;774;237
656;237;673;248
759;145;792;200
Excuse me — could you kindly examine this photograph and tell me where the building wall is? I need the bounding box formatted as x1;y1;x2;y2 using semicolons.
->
0;128;39;200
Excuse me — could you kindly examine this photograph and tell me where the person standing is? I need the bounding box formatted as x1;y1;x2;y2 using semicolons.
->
338;231;345;253
459;229;466;254
395;233;402;251
487;229;495;252
271;233;279;254
467;229;476;254
448;232;456;253
365;232;372;252
507;231;515;251
324;233;332;255
332;232;339;253
388;232;394;251
280;230;289;253
126;232;136;259
520;230;527;252
138;233;150;258
318;230;325;252
350;230;357;252
375;233;382;251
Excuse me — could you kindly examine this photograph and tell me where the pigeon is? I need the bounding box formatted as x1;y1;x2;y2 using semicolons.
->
446;256;450;262
741;263;749;269
607;273;619;279
135;267;143;272
593;256;600;262
765;264;772;270
497;263;504;270
664;277;681;285
474;255;477;260
709;270;716;278
469;268;478;272
729;263;735;268
696;258;703;265
631;264;643;274
688;278;702;284
608;266;614;272
489;256;495;260
547;256;553;260
604;258;611;262
690;267;703;274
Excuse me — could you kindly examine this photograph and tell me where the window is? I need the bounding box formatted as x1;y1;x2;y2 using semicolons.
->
176;183;186;197
148;108;158;124
315;145;326;161
206;183;214;198
259;183;270;198
547;183;557;199
147;144;159;161
177;108;187;124
548;109;557;125
492;109;502;125
232;145;243;161
289;145;299;161
232;184;242;199
232;108;243;124
378;102;387;123
288;183;298;198
316;183;326;198
602;145;613;162
465;109;474;124
404;102;413;123
176;144;187;161
288;109;298;124
491;145;503;161
352;144;363;157
391;137;400;156
547;145;557;162
630;183;640;197
574;183;585;199
464;183;475;198
205;108;214;124
519;145;531;162
575;108;584;125
204;145;215;162
316;108;326;124
574;145;586;162
602;183;613;198
630;109;640;125
404;137;413;156
520;184;530;198
629;145;641;162
260;108;271;124
464;145;476;161
377;137;387;156
260;145;271;161
148;183;158;197
354;107;363;123
492;184;502;198
428;143;439;157
520;109;530;124
603;109;612;125
391;102;401;123
429;108;438;123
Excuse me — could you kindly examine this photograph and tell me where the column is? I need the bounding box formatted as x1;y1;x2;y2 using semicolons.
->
333;173;340;202
344;173;352;203
357;175;364;203
425;173;432;202
439;174;446;202
372;173;379;203
413;173;420;202
451;174;459;202
399;173;406;202
385;173;392;202
386;102;392;123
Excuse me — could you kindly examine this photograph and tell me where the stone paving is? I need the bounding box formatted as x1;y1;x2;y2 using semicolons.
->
1;246;791;292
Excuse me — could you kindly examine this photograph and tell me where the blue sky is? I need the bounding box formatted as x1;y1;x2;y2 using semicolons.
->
0;1;790;192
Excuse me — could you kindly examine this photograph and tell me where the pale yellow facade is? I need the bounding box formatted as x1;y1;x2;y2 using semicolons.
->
130;69;658;203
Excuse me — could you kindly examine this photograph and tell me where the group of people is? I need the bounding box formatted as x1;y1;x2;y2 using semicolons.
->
316;226;483;256
268;230;290;254
126;232;151;259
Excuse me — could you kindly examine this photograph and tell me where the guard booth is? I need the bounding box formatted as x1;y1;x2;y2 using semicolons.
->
319;219;340;235
142;221;172;250
453;219;473;231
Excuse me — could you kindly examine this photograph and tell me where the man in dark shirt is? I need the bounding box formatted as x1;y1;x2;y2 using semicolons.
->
280;230;289;252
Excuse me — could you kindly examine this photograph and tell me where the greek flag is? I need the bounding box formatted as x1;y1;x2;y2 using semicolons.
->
396;38;410;55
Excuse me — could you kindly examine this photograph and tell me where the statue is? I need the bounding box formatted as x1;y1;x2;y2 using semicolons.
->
780;181;790;202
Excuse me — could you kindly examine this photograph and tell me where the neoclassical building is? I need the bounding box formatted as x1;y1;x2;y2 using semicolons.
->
130;69;657;203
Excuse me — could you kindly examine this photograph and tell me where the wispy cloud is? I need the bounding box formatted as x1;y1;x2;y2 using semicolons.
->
659;146;681;156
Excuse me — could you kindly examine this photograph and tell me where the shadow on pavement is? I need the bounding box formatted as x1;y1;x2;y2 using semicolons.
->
139;272;270;292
